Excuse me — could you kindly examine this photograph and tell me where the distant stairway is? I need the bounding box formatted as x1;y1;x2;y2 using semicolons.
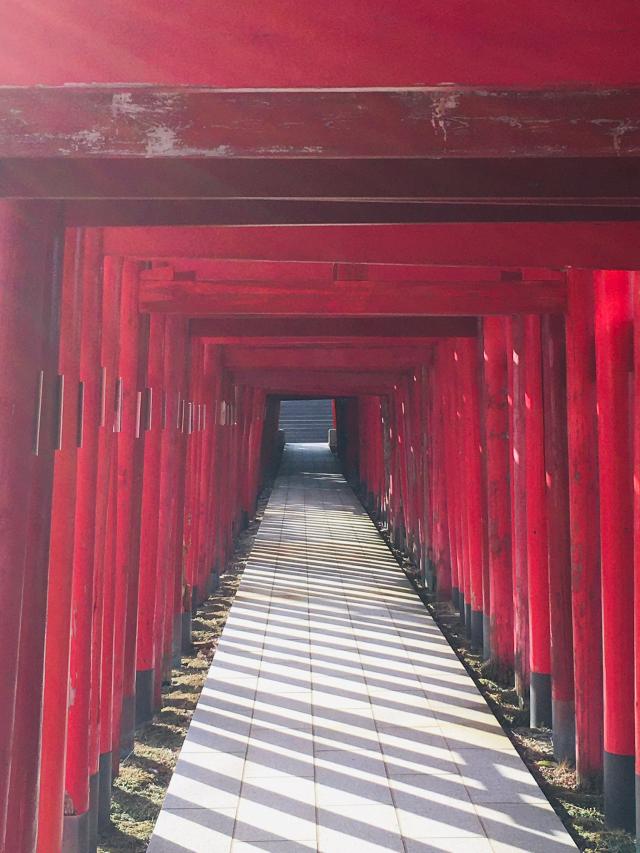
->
279;398;333;443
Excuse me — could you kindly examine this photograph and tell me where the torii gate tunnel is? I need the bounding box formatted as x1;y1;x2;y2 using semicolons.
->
1;3;640;851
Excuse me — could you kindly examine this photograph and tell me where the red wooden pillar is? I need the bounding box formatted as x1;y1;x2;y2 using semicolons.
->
507;317;530;703
0;201;62;852
65;229;103;846
482;317;514;677
92;255;121;833
594;270;634;831
524;315;552;727
111;259;143;770
459;338;485;649
541;313;575;763
633;270;640;838
120;310;150;756
136;314;166;724
37;230;83;853
565;269;603;789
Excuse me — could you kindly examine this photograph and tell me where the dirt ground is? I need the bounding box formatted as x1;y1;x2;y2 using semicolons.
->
97;490;271;853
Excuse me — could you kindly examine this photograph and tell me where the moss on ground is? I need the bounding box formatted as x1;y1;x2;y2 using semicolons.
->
97;491;270;852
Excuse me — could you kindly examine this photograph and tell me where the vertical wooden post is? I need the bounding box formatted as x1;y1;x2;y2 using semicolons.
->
594;270;634;831
65;229;103;845
507;316;530;704
37;230;83;853
565;269;603;789
0;202;62;853
136;314;166;725
482;317;514;679
524;315;552;727
459;338;485;649
541;313;575;762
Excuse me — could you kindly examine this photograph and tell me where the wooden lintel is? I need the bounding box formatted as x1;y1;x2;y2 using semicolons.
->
1;157;638;201
0;86;639;159
222;347;430;371
139;278;567;316
189;317;478;338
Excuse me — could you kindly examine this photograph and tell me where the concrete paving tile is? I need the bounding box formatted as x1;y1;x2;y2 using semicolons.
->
473;802;578;849
148;807;236;852
391;773;485;838
317;804;403;852
234;776;316;841
163;752;245;809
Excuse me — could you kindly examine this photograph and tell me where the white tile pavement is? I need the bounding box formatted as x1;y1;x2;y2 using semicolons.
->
148;443;576;853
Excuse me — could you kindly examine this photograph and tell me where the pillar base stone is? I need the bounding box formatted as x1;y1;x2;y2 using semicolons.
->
530;671;552;728
172;612;183;668
471;610;484;651
451;587;460;612
88;771;99;853
604;751;635;832
135;668;154;726
181;610;192;652
482;615;491;661
552;698;576;764
97;751;113;830
62;810;90;853
119;693;135;758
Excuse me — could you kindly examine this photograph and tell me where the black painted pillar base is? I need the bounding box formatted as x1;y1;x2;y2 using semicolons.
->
464;602;472;632
191;585;199;615
241;509;249;529
603;751;635;832
471;610;484;651
135;668;154;726
530;671;552;728
119;693;135;758
172;612;183;668
62;809;90;853
552;698;576;764
97;751;113;830
635;774;640;842
88;770;99;853
209;571;220;593
482;614;491;661
451;587;460;612
181;610;192;652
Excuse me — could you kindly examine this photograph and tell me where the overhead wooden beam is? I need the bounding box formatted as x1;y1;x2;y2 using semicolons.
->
222;347;430;370
2;157;639;200
102;223;640;269
189;317;478;338
162;261;563;283
229;368;402;393
1;86;639;159
139;277;566;316
63;199;640;227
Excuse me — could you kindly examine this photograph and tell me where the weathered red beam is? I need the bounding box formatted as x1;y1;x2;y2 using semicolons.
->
139;278;566;316
4;157;639;200
102;223;640;270
64;199;640;227
157;260;563;283
1;86;639;158
222;347;430;371
190;317;478;339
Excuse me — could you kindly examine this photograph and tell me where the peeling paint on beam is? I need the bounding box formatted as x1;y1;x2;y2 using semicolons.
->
1;86;640;159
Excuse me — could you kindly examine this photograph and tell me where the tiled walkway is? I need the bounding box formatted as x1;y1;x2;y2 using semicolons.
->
149;444;576;853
